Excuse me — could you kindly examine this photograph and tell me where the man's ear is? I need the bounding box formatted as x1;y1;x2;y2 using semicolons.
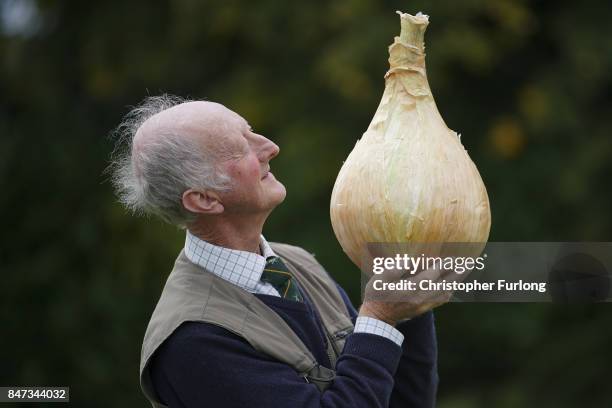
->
182;189;224;215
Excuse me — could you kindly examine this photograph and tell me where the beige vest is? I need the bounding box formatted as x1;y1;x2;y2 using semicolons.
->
139;242;355;407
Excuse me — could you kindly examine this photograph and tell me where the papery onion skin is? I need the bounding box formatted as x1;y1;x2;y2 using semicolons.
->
330;11;491;269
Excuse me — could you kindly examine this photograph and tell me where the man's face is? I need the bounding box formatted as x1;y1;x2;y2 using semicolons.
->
212;107;287;216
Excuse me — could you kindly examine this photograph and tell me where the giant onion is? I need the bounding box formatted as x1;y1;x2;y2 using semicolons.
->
330;11;491;269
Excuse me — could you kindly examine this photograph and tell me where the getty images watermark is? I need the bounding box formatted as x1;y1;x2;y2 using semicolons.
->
360;243;612;302
371;252;546;293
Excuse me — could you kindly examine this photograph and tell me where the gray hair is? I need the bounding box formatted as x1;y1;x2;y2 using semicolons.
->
108;94;232;228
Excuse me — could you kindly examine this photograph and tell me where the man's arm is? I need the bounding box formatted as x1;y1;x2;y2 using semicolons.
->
151;321;403;408
336;285;438;408
390;313;438;407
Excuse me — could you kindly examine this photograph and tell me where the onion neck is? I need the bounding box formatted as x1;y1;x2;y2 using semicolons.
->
398;11;428;51
385;11;431;98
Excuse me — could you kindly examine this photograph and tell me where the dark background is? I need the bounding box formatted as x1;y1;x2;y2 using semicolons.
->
2;0;612;406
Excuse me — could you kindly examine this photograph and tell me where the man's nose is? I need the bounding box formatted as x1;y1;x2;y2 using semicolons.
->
257;136;280;162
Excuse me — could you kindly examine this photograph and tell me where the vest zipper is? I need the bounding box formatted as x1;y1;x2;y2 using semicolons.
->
281;255;352;370
326;326;354;367
325;333;338;367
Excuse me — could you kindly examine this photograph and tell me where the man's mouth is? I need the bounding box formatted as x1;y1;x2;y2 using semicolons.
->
261;169;270;179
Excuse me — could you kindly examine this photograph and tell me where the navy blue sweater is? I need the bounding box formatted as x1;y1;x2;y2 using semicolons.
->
150;285;438;407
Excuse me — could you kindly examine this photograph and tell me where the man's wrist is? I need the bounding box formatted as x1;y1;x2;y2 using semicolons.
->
359;302;397;327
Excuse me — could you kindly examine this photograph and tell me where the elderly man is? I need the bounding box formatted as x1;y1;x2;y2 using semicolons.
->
111;95;440;408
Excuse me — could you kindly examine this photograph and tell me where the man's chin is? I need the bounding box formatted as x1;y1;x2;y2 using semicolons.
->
271;185;287;205
267;182;287;207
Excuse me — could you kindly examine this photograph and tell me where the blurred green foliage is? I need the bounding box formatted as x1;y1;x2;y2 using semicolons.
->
1;0;612;406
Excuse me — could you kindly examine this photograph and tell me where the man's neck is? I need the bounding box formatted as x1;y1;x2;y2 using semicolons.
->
188;214;267;255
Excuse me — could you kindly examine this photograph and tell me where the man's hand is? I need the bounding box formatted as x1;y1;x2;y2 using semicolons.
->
358;265;463;326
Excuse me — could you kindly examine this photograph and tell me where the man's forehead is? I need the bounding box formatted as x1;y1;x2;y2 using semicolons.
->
190;104;250;139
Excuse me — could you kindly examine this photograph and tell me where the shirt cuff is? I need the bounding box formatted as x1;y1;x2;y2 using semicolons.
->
354;316;404;346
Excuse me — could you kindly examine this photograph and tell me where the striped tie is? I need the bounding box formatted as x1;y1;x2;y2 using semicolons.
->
261;256;304;302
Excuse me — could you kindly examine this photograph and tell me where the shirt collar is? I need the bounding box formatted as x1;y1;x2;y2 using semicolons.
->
259;236;276;259
184;230;277;292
